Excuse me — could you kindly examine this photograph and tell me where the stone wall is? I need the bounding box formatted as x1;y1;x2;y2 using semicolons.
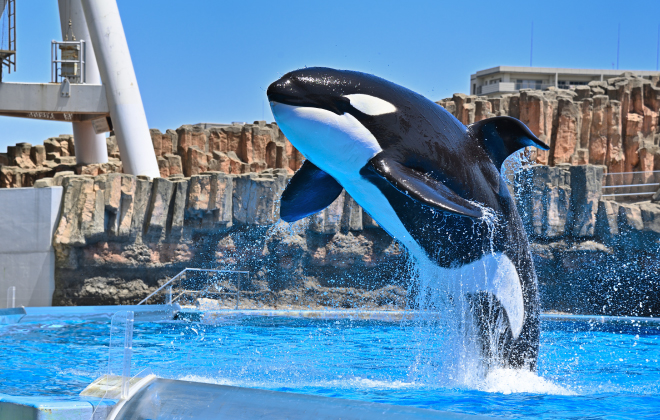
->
436;72;660;176
47;164;660;316
515;164;660;316
49;169;408;309
0;121;304;188
4;71;658;189
146;121;304;178
0;134;124;189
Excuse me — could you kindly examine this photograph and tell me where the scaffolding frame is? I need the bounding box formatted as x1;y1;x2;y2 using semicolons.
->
0;0;16;82
51;40;86;84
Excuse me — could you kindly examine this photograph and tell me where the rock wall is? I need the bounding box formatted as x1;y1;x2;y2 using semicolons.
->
516;165;660;316
0;135;124;188
0;121;304;188
47;164;660;316
4;71;658;189
436;72;660;176
146;121;304;178
49;170;409;309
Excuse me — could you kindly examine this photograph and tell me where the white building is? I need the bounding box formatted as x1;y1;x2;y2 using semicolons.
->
470;66;660;97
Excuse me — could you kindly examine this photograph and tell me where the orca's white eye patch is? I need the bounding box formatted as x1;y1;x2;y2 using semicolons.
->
344;94;396;116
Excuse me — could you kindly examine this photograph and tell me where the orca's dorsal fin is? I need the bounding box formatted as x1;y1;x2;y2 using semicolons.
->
468;116;549;170
368;154;482;219
280;160;344;222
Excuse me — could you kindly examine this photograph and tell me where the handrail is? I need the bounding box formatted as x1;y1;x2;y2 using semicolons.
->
602;183;660;189
138;270;186;305
138;268;249;308
603;192;655;197
599;170;660;200
604;170;660;176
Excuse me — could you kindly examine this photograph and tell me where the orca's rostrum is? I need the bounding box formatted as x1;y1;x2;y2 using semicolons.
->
267;67;548;370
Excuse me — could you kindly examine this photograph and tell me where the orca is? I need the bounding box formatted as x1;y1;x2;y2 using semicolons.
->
267;67;548;370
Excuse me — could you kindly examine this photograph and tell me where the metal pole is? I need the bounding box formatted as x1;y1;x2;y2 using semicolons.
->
57;0;109;166
80;0;160;177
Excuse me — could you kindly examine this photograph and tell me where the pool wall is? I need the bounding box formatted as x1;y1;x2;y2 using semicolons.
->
0;186;62;308
0;304;180;325
0;394;115;420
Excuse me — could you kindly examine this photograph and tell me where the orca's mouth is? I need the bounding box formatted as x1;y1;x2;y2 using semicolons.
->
267;79;351;116
267;91;310;108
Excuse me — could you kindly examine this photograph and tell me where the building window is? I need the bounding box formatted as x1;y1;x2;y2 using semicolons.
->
516;79;543;89
557;80;588;89
516;79;542;89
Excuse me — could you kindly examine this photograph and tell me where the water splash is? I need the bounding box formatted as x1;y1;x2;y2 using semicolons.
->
478;368;575;395
402;153;552;391
501;149;534;187
405;257;485;387
471;200;500;255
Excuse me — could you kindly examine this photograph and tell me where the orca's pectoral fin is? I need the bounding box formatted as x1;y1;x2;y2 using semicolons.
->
280;160;344;222
368;154;482;218
468;116;550;170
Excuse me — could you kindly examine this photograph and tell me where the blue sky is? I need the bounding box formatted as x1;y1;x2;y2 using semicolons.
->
1;0;659;152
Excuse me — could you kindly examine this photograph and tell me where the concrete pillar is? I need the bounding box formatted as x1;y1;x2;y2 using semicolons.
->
80;0;160;178
57;0;109;166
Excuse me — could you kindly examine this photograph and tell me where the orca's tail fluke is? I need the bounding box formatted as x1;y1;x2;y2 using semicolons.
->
468;291;538;372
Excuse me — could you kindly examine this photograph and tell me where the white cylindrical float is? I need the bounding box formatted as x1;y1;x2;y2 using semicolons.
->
57;0;109;165
80;0;160;178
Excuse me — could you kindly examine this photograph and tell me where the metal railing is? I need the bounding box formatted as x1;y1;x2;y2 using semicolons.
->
477;82;585;95
602;170;660;201
475;82;583;95
51;40;86;84
0;0;16;81
478;82;516;95
138;268;250;309
557;83;589;90
514;82;558;90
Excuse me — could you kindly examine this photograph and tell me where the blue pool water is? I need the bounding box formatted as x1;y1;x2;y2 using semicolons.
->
1;312;659;419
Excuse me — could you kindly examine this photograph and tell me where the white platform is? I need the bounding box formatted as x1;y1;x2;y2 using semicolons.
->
0;82;108;121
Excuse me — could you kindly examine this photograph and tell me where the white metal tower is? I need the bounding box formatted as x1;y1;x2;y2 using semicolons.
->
0;0;160;178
